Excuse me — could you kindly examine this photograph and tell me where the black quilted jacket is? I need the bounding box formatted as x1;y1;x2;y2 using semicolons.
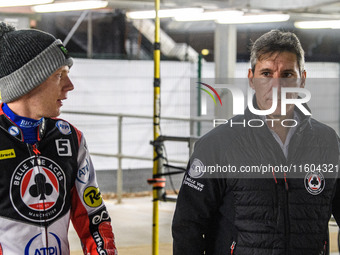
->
172;105;340;255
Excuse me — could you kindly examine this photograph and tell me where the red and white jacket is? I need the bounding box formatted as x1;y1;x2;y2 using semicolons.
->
0;105;117;254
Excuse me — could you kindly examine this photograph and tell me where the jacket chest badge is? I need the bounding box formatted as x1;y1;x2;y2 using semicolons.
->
304;171;325;195
10;156;66;223
56;120;71;135
8;126;20;137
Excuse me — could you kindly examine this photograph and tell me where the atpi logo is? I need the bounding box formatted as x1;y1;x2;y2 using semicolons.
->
76;158;91;184
25;232;61;255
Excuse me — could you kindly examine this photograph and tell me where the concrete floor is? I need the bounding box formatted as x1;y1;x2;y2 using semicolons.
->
68;196;175;255
68;195;340;255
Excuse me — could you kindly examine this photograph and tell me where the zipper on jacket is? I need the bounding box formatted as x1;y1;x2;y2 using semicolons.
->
27;143;50;255
28;144;42;169
284;177;290;255
32;144;41;155
230;241;236;255
283;172;288;191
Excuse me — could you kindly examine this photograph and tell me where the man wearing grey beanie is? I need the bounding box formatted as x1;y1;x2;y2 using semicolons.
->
0;22;117;254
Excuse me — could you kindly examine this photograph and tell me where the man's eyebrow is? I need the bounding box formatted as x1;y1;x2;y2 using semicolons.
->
258;68;272;72
281;69;298;73
257;68;298;73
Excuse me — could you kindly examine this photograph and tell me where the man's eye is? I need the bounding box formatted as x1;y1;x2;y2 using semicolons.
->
262;72;270;77
283;73;293;78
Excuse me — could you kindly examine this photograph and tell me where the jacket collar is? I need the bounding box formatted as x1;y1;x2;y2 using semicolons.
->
0;103;47;142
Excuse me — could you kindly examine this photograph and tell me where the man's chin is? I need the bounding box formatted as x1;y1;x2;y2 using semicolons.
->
46;110;61;119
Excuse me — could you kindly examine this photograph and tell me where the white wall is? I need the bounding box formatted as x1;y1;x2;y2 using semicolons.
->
61;59;193;170
60;59;340;170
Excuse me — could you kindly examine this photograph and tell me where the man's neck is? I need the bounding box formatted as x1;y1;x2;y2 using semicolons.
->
7;100;40;120
267;111;295;144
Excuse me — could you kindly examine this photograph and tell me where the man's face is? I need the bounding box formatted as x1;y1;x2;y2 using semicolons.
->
25;66;74;119
248;51;306;117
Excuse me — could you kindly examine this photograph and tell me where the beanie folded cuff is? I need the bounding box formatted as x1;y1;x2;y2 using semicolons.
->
0;39;73;103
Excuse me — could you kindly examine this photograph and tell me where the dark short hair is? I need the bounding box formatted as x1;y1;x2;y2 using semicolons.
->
250;30;305;74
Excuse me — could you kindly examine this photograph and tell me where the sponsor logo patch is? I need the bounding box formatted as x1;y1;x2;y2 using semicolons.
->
77;158;91;184
188;158;205;178
183;175;205;192
304;171;325;195
25;232;61;255
8;126;20;136
10;156;66;223
91;209;110;225
56;120;71;135
93;222;116;255
0;149;16;160
19;119;42;128
92;231;106;255
57;44;70;58
84;186;103;208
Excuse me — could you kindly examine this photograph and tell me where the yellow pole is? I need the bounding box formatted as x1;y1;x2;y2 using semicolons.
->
152;0;161;254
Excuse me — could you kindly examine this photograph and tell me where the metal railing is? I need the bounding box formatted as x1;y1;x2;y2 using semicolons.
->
62;110;213;203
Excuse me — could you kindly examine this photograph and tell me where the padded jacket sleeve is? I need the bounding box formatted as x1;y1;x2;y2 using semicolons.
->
172;135;227;255
70;131;117;255
332;139;340;225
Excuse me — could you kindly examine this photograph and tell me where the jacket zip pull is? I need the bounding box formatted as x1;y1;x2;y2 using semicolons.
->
230;241;236;255
284;172;289;191
32;144;41;155
272;171;278;184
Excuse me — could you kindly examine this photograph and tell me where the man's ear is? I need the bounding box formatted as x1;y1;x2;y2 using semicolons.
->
300;70;307;88
248;68;255;89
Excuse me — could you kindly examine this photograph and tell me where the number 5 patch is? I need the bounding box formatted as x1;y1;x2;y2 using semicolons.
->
56;139;72;156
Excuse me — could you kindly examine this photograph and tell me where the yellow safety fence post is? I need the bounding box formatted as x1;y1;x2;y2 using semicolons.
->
152;0;161;255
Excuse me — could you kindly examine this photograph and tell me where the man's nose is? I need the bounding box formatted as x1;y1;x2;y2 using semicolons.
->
64;76;74;91
269;75;282;89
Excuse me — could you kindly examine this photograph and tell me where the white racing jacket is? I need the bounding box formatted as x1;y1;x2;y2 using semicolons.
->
0;104;117;255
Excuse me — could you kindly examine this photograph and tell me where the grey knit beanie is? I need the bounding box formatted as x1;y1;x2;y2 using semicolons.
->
0;22;73;103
